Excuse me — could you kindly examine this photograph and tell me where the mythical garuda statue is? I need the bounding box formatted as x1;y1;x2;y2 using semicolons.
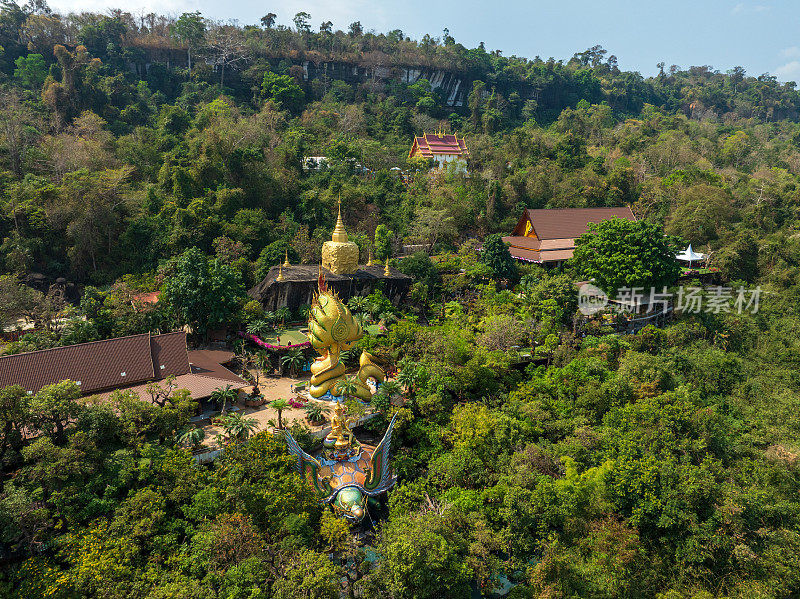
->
283;407;399;522
307;275;385;400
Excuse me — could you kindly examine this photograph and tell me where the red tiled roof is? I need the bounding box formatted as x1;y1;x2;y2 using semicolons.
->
132;291;160;305
517;207;635;240
0;332;191;395
94;372;248;402
409;133;468;158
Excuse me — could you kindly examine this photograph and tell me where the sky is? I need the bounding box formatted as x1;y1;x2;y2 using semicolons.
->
46;0;800;82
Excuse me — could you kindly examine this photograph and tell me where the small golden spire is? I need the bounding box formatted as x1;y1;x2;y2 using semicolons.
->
384;257;391;276
276;263;285;282
283;250;290;267
367;249;374;266
332;196;348;243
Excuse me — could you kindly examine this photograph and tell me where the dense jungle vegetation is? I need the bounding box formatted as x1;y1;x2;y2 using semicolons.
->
2;2;800;598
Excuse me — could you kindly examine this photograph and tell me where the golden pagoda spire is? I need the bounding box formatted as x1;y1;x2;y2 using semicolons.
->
367;248;374;266
283;250;290;267
276;262;285;282
384;257;391;276
332;196;348;243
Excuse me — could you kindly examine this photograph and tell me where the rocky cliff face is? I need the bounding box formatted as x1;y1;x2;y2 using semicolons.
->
302;61;467;106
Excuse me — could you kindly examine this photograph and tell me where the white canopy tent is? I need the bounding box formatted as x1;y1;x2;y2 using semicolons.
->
676;244;706;267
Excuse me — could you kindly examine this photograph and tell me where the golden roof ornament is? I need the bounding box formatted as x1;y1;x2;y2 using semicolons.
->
384;257;391;276
332;197;348;243
367;249;374;266
276;262;285;282
283;250;291;268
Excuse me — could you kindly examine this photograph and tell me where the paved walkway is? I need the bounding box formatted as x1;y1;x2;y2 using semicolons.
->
200;373;333;446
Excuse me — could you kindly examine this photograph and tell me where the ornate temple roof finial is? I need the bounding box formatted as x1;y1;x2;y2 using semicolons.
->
367;248;374;266
283;250;290;268
384;257;391;276
276;262;285;282
332;196;348;243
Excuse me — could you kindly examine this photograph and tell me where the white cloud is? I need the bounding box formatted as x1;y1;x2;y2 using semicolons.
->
732;2;770;15
775;60;800;82
781;46;800;59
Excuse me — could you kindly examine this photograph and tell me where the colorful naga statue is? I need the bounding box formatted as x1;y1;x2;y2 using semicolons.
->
283;405;399;522
307;276;385;400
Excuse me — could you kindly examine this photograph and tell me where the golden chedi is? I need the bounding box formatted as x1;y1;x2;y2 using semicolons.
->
322;201;359;275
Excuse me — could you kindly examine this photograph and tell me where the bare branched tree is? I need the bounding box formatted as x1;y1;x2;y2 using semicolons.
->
204;23;250;87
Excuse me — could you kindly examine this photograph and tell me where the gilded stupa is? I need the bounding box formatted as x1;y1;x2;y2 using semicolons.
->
321;199;359;275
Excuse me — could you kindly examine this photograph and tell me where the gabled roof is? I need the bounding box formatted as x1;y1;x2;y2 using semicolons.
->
409;133;468;158
514;207;636;240
0;332;192;395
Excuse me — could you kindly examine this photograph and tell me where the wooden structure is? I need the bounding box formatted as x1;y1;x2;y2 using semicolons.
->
503;207;636;266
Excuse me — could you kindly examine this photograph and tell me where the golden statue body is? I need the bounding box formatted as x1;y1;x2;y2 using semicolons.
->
307;276;385;400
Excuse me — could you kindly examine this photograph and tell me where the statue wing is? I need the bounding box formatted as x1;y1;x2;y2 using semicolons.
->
364;412;399;494
282;430;332;498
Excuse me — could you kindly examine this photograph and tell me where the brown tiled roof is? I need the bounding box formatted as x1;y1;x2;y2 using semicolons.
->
538;249;575;262
188;349;245;384
503;236;541;250
152;332;191;378
523;207;635;240
94;372;248;402
0;332;191;395
508;246;541;263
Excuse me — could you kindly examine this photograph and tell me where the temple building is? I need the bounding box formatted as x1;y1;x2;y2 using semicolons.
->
408;132;468;168
503;207;636;266
248;204;412;312
0;331;247;400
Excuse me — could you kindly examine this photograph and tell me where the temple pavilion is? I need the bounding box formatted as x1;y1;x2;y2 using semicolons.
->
408;131;468;168
248;204;412;312
503;207;636;266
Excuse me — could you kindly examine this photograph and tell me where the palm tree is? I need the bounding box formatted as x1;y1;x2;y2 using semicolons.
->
269;398;290;429
220;412;259;441
348;296;368;314
247;319;270;338
379;380;402;402
177;426;206;450
335;375;360;402
210;385;239;414
378;311;397;325
281;348;306;377
296;304;312;320
255;350;272;376
275;306;291;325
396;366;420;398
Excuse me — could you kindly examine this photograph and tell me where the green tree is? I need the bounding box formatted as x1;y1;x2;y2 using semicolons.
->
572;218;681;296
269;398;290;429
13;53;47;89
480;234;518;281
261;71;305;112
362;512;473;599
30;380;82;445
373;224;393;261
281;348;305;377
161;247;245;339
171;12;206;73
